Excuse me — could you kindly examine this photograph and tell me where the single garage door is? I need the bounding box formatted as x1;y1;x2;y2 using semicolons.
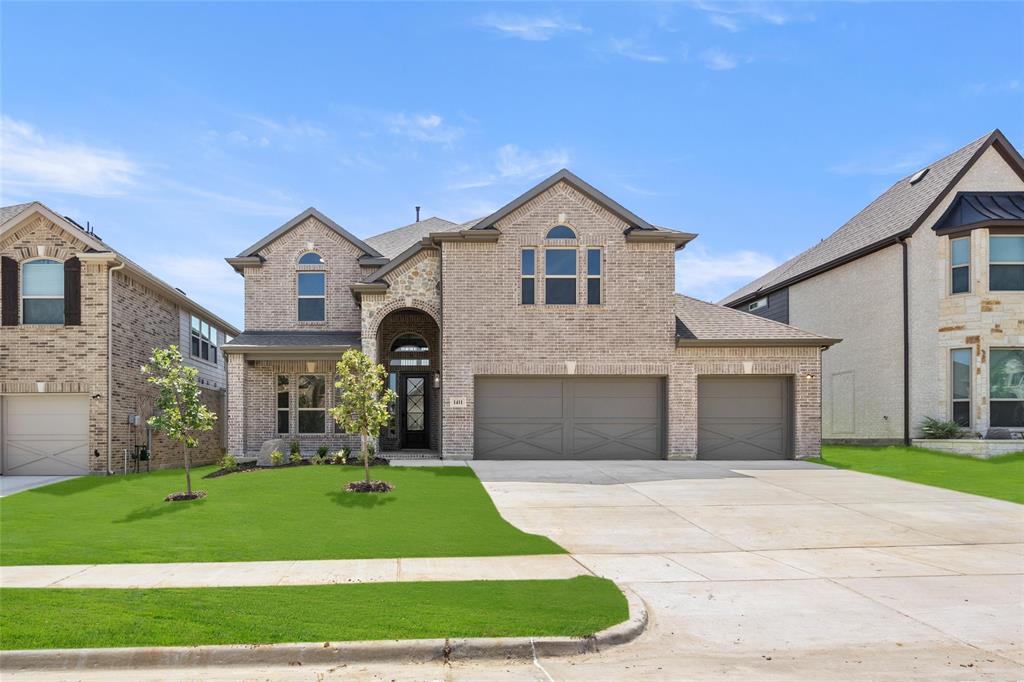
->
698;377;792;460
1;395;90;475
475;377;664;460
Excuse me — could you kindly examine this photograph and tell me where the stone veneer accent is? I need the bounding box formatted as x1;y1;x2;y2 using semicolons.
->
1;213;227;473
911;438;1024;459
376;309;440;451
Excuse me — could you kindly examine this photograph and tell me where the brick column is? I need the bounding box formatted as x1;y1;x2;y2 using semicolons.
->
227;352;246;456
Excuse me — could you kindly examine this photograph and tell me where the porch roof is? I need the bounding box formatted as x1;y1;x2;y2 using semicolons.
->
222;330;361;353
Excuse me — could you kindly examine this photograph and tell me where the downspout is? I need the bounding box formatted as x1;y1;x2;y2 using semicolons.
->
107;258;126;475
900;237;910;446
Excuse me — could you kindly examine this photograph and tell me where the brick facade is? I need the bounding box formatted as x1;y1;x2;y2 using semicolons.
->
1;211;232;474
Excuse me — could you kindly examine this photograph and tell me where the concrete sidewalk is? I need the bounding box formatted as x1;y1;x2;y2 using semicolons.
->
0;554;589;589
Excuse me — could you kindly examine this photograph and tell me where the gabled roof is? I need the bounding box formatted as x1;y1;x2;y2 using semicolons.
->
719;129;1024;306
1;201;239;335
470;168;694;246
235;207;383;259
932;192;1024;231
674;294;838;347
365;216;459;258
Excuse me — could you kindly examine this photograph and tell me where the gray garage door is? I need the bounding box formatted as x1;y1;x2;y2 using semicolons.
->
1;395;90;475
475;377;664;459
698;377;792;460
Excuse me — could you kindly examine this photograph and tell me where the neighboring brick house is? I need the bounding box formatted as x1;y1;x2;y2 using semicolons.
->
721;129;1024;443
225;170;837;461
0;202;240;475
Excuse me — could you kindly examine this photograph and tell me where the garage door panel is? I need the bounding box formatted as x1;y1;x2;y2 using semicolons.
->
2;396;90;475
698;378;791;460
475;377;664;460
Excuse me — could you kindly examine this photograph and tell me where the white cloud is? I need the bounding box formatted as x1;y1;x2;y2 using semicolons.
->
0;116;141;197
388;113;462;145
675;245;780;302
477;13;587;41
160;179;297;218
609;37;668;64
708;14;740;32
828;142;948;176
701;48;739;71
691;1;806;31
446;144;570;191
969;80;1021;96
145;254;244;328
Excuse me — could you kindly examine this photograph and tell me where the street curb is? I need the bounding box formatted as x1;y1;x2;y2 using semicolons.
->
0;587;647;671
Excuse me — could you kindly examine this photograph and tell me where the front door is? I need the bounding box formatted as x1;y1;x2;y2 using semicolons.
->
400;374;429;449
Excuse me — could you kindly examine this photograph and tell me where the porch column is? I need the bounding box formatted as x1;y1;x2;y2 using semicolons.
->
226;352;246;456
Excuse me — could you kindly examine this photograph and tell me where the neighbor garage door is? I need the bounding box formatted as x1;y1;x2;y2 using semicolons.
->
698;377;792;460
1;395;90;475
475;377;664;459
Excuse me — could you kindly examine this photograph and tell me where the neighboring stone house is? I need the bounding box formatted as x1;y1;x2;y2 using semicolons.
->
721;130;1024;443
225;170;837;461
0;202;240;475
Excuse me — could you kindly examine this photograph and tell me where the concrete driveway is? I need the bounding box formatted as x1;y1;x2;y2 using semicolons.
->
0;475;78;497
6;460;1022;681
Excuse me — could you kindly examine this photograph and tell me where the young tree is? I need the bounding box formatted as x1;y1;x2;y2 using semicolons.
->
329;349;398;489
141;345;217;499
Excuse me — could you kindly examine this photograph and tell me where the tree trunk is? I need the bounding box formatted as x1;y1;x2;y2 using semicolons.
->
184;442;192;497
362;431;370;485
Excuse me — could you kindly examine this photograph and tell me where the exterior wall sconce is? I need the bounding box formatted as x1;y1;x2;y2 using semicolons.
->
433;373;441;389
804;373;815;380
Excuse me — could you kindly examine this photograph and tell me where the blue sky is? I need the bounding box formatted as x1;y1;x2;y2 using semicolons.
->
2;2;1022;329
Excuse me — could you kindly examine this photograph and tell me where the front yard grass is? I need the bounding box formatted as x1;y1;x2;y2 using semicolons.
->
0;466;563;565
812;445;1024;504
0;576;626;650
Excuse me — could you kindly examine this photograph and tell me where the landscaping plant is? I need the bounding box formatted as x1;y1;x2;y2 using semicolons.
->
329;349;398;492
332;449;348;465
289;451;303;465
141;345;217;501
920;416;966;439
218;454;237;470
290;439;300;456
269;450;285;466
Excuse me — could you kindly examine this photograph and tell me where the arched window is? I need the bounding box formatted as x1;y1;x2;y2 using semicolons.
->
298;252;323;265
546;225;576;240
22;258;64;324
390;333;429;366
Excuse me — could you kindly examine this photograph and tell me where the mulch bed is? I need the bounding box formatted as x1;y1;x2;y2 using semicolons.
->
202;461;259;479
200;457;391;479
164;491;208;502
345;480;394;493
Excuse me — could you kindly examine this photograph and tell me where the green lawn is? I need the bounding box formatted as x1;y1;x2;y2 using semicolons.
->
0;576;626;650
0;466;563;565
812;445;1024;504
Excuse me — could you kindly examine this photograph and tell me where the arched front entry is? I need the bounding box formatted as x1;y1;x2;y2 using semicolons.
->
376;308;440;453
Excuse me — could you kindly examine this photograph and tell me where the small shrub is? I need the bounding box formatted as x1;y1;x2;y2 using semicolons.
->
920;416;966;440
218;453;237;470
366;441;377;457
270;450;284;466
289;451;303;465
332;449;348;465
290;439;301;456
317;445;329;458
310;454;325;465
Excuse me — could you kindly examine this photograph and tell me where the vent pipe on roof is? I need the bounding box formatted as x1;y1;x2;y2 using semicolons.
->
415;206;421;222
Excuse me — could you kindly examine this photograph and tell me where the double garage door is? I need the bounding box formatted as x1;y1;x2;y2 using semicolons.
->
474;375;792;460
1;395;90;475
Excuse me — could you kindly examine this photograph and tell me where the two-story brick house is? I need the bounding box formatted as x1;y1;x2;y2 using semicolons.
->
225;170;837;461
721;129;1024;443
0;202;240;475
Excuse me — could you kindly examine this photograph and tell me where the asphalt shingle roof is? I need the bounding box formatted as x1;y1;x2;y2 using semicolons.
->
719;132;995;306
0;203;35;224
223;330;360;349
674;294;836;344
364;217;460;259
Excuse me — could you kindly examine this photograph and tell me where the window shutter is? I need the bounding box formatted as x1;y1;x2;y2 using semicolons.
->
1;256;18;326
64;257;82;326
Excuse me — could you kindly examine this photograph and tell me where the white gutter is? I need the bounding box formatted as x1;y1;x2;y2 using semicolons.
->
107;258;126;475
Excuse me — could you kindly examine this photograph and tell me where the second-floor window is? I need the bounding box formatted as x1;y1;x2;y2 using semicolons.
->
297;272;326;321
950;237;970;294
521;248;535;305
22;258;64;324
990;236;1024;292
545;249;576;305
587;248;602;305
190;315;218;363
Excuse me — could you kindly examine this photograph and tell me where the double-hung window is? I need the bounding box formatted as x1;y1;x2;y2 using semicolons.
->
190;315;218;363
22;259;64;324
521;248;536;305
990;236;1024;291
990;348;1024;428
587;248;602;305
545;249;576;305
297;272;326;321
950;348;971;427
277;375;290;433
298;374;326;433
950;237;970;294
